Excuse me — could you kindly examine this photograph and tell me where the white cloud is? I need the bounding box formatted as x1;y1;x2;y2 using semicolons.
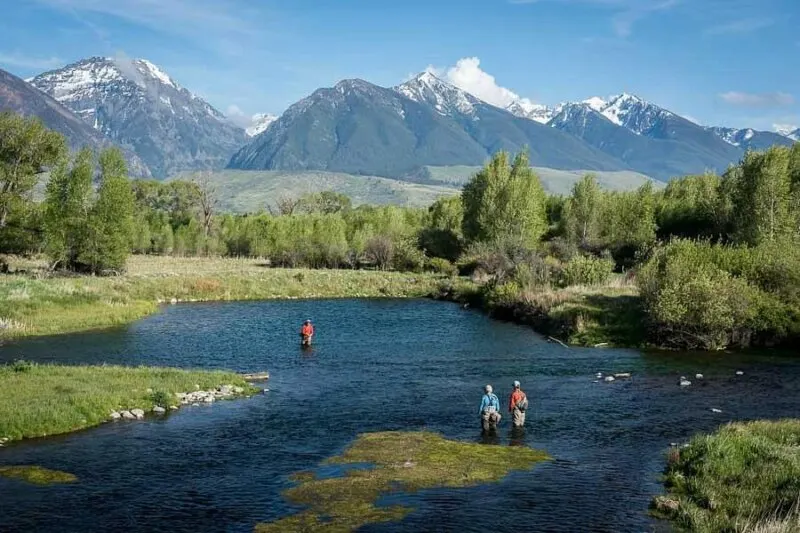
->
0;51;64;71
32;0;260;55
774;123;798;136
704;17;774;36
510;0;680;38
430;57;536;109
225;104;252;128
719;91;795;107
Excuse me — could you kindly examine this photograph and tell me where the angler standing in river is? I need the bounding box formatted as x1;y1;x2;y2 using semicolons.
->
300;319;314;346
508;380;528;428
479;385;501;432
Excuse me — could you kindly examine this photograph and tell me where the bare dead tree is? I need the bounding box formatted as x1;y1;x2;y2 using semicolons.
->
192;171;218;237
269;195;301;216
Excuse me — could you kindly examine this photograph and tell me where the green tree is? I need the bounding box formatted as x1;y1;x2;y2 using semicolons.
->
564;173;601;245
80;148;135;272
0;113;66;233
43;148;93;269
732;147;793;245
462;149;547;246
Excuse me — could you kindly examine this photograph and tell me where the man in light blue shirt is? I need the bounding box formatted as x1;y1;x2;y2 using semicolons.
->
479;384;501;432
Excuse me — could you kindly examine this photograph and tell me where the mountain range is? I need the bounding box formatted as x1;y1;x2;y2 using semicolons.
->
1;57;797;185
230;73;796;181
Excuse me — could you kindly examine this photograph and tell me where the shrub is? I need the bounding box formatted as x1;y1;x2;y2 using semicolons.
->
558;255;614;287
483;281;521;309
426;257;458;276
150;390;172;408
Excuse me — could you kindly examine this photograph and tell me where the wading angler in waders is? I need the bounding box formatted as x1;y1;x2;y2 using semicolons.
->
300;319;314;347
479;385;501;432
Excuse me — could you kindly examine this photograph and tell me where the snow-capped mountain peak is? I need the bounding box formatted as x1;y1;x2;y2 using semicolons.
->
505;99;556;124
133;58;178;89
582;96;607;112
246;113;278;137
30;56;246;178
395;71;479;116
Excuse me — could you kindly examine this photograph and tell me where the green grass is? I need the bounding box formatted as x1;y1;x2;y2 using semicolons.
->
0;362;254;442
655;420;800;532
0;255;444;339
419;165;662;195
0;465;77;485
168;170;458;212
255;431;549;532
439;276;646;348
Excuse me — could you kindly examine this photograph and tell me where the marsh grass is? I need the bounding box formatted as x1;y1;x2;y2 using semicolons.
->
0;465;77;485
0;362;253;442
256;431;549;532
0;255;443;339
657;420;800;533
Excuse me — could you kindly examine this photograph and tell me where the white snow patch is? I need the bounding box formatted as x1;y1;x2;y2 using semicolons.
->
135;59;177;88
582;96;607;112
246;113;278;137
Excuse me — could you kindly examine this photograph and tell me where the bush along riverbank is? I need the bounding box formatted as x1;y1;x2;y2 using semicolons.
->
0;361;263;444
653;420;800;532
0;256;443;339
434;272;647;349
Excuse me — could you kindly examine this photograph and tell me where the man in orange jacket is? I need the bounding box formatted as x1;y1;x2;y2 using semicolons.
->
509;381;528;428
300;319;314;346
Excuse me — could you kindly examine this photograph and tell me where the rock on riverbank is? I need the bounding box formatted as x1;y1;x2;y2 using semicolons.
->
109;384;251;422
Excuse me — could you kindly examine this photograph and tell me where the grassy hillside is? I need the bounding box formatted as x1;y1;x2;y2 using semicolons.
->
417;165;662;195
168;170;458;212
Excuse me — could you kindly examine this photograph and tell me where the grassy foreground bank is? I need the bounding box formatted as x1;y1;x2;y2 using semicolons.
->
0;362;254;443
655;420;800;532
0;255;442;339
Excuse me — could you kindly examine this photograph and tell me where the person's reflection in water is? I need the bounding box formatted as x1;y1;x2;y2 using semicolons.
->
480;431;500;445
509;426;526;446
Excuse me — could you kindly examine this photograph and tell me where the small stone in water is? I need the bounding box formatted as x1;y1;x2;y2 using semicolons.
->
131;409;145;419
679;379;691;387
695;374;704;379
736;371;744;376
152;406;166;414
711;408;722;413
604;376;615;382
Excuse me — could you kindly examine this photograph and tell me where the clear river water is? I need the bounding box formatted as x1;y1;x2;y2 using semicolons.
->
1;298;799;532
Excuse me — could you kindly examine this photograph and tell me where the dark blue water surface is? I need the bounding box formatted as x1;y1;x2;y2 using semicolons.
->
1;299;800;533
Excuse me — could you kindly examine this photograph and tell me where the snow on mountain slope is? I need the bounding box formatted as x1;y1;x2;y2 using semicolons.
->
246;113;278;137
30;57;247;178
708;126;796;151
505;100;557;124
395;71;479;116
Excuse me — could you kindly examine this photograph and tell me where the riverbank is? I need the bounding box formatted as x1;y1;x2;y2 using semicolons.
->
434;276;647;348
654;420;800;532
0;361;259;444
0;255;443;339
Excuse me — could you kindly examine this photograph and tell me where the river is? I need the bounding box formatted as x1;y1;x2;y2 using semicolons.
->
1;298;799;532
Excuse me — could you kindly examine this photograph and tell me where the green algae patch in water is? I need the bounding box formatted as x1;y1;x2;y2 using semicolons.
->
0;465;77;486
255;431;549;532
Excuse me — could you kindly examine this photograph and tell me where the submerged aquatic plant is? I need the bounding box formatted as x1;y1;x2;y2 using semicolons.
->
0;465;77;486
255;431;549;532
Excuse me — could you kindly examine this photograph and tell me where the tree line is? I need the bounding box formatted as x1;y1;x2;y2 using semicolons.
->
2;111;800;350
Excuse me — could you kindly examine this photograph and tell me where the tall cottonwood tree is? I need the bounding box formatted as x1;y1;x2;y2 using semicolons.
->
564;173;601;246
732;147;793;245
80;148;135;272
461;149;547;246
0;113;65;231
43;147;93;268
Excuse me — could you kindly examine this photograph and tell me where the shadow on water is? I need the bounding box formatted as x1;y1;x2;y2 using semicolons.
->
1;298;799;532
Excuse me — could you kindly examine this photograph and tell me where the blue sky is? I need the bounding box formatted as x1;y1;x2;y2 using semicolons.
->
0;0;797;131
